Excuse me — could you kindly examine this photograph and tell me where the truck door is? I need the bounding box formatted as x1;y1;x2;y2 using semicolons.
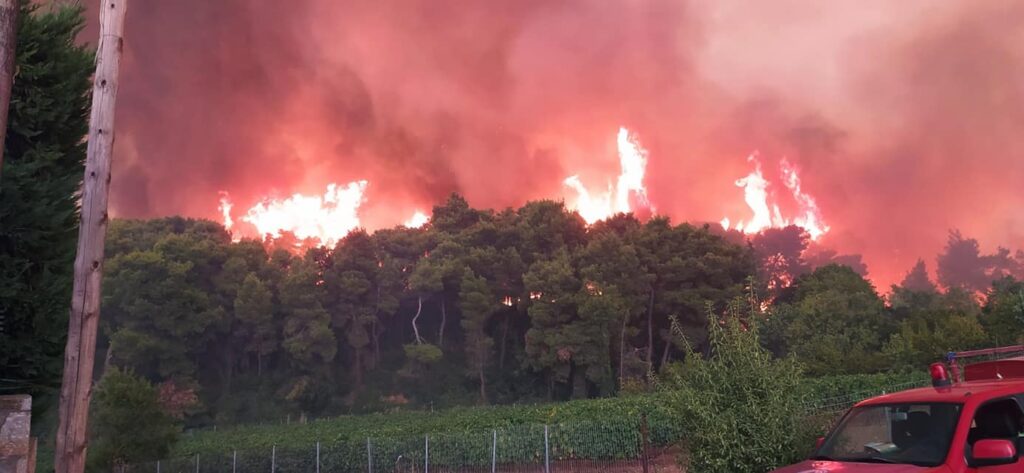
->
966;397;1024;472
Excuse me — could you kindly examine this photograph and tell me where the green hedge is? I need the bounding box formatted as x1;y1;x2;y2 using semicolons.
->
175;394;680;453
799;371;926;412
163;371;925;469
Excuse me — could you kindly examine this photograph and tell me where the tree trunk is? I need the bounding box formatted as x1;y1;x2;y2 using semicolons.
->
498;313;509;369
55;2;128;472
619;310;628;386
371;318;380;367
0;0;16;183
412;295;424;344
477;339;488;404
438;298;446;347
100;344;113;378
645;289;655;364
660;336;671;369
352;347;363;391
372;286;382;367
222;346;234;395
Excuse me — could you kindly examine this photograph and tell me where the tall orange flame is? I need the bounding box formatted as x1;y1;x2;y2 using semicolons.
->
722;155;829;240
563;127;651;224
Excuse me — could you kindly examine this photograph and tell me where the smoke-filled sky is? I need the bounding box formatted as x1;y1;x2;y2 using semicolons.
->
77;0;1024;289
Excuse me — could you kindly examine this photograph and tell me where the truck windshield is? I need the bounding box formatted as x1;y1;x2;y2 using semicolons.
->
816;403;962;467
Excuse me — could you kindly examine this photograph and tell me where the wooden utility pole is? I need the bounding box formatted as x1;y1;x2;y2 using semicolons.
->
0;0;18;181
54;1;128;473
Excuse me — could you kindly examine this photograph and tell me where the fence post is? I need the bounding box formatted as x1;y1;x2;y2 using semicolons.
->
424;435;429;473
491;429;497;473
640;414;651;473
316;441;321;473
194;454;199;473
271;445;276;473
366;437;373;473
156;459;160;473
232;450;236;473
544;425;550;473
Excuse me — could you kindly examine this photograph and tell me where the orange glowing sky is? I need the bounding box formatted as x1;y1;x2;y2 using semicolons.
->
81;0;1024;290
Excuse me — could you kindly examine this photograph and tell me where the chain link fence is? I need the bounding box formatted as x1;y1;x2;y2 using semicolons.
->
124;417;679;473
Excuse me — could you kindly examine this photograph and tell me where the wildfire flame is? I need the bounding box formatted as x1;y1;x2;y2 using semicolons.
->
236;181;368;247
563;127;651;224
218;191;234;232
780;158;829;240
404;210;430;228
722;154;829;240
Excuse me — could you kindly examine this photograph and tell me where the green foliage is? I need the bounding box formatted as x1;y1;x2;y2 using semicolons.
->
799;372;926;409
660;305;807;473
174;393;681;457
159;370;921;470
767;265;892;375
981;277;1024;346
403;343;443;365
884;313;988;368
234;273;276;373
0;2;92;401
280;258;336;368
87;369;180;472
459;270;495;402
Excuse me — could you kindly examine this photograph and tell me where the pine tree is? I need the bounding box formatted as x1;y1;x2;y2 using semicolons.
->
0;3;93;400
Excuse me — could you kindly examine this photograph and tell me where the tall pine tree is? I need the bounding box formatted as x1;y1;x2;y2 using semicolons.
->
0;3;93;407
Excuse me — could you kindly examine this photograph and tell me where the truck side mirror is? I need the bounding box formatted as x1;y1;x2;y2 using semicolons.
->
969;439;1018;467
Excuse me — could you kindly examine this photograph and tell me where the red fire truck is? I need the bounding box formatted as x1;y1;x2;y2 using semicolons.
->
772;346;1024;472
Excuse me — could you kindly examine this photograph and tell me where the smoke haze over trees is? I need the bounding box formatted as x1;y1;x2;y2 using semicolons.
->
72;0;1024;289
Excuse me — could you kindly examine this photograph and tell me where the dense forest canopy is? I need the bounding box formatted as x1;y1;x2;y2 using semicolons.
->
96;194;1024;426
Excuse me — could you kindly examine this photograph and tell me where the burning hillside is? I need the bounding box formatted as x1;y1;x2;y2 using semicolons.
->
90;0;1024;288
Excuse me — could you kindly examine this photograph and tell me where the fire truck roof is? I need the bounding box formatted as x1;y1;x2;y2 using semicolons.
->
856;379;1024;405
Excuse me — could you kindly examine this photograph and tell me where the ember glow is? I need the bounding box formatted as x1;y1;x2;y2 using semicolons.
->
563;127;651;224
722;155;830;240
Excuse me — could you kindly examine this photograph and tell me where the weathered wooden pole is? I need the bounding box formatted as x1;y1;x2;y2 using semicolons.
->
0;0;18;181
54;1;128;473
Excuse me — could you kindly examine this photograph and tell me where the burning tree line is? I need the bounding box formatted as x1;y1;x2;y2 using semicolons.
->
93;194;1024;424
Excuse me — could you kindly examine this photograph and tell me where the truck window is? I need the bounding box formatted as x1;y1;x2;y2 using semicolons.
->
968;398;1024;446
816;403;961;467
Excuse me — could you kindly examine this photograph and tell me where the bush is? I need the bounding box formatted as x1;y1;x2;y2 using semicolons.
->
660;312;809;473
87;369;180;472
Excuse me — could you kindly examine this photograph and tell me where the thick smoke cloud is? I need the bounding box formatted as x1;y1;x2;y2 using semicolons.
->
78;0;1024;288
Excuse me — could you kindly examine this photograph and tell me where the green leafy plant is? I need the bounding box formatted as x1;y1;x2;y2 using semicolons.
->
87;369;180;472
660;301;808;473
